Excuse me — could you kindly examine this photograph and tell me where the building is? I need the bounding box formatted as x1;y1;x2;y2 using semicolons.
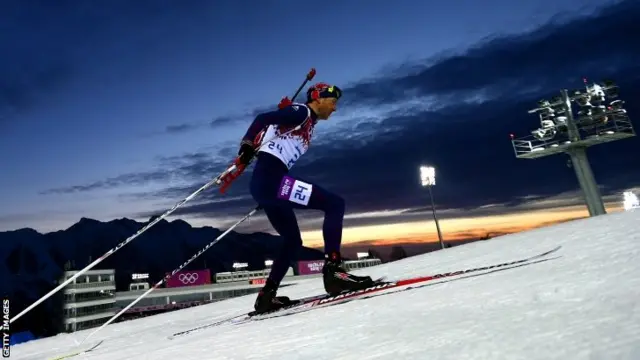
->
343;258;382;270
129;272;151;291
114;266;295;319
60;269;116;332
114;280;265;319
214;266;293;284
114;258;383;319
53;256;381;330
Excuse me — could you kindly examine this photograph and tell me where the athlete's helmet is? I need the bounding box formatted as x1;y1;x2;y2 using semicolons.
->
306;82;342;103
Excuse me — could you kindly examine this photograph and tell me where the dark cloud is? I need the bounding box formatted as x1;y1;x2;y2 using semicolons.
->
345;0;640;107
157;111;256;136
157;0;640;221
40;0;640;227
152;116;242;136
210;115;243;128
41;150;230;195
161;106;274;136
155;114;254;136
165;123;200;134
160;102;277;136
40;170;175;195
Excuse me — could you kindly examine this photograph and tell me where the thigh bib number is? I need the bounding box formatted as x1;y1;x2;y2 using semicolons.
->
277;176;313;206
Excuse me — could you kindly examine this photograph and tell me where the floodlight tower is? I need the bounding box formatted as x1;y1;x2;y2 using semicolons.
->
419;165;445;249
510;79;635;217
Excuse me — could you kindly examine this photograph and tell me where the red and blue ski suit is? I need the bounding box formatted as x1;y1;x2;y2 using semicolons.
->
242;103;345;286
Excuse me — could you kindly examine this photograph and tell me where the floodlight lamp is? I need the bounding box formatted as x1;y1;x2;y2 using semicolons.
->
588;84;605;103
555;115;567;125
540;120;555;129
540;107;554;117
540;112;555;123
420;165;436;186
537;99;551;110
578;107;592;117
264;259;273;266
576;96;591;107
609;100;625;111
550;98;566;114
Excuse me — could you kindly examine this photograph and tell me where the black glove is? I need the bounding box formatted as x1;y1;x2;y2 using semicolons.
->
238;140;256;165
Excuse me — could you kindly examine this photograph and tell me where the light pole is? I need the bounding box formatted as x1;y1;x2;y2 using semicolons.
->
510;78;635;217
420;165;445;249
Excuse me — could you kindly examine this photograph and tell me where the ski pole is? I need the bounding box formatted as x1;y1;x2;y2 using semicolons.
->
277;68;316;109
10;165;238;324
80;206;261;344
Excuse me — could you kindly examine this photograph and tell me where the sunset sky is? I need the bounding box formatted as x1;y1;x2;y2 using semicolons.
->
1;0;639;250
298;199;629;249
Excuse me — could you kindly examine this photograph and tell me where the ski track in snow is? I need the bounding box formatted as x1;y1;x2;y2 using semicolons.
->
10;210;640;360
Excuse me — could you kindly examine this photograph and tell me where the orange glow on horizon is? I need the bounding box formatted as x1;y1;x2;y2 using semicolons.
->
300;204;624;249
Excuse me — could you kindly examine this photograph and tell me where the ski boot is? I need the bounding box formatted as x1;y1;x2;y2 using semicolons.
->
253;279;295;314
322;251;377;296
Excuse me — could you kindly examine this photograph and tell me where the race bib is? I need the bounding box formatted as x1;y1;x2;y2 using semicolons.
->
278;176;313;206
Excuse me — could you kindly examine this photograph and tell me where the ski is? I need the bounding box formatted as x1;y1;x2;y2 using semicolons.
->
167;277;386;339
169;245;561;339
48;340;104;360
244;245;562;321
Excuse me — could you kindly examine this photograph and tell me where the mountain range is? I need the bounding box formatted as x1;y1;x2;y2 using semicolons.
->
0;216;324;337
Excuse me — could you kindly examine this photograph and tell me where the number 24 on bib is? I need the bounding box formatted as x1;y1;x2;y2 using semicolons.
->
277;176;313;206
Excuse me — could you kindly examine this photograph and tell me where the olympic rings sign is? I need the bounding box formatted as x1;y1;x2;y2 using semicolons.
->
178;272;199;284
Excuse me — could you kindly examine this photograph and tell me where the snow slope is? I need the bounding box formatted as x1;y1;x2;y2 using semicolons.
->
10;210;640;360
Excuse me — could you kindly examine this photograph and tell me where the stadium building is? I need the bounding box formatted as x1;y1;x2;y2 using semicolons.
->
60;269;116;332
115;256;382;322
61;256;382;330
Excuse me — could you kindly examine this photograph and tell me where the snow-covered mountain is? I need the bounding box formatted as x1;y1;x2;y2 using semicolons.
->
0;216;324;336
10;209;640;360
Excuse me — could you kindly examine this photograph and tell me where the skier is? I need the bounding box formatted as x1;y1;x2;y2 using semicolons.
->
237;82;376;313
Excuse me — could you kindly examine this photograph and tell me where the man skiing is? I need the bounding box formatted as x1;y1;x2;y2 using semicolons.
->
237;82;376;314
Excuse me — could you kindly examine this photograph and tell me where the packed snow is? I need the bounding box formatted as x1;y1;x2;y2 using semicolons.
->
10;209;640;360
